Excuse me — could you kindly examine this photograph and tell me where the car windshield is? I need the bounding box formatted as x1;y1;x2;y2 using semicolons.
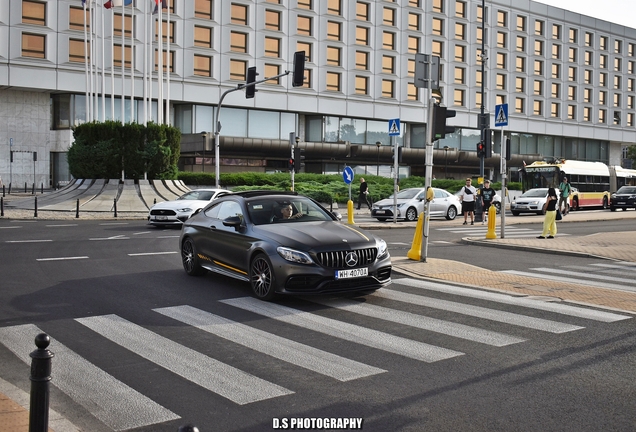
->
521;189;548;198
247;196;334;225
617;186;636;194
387;189;422;200
178;190;215;201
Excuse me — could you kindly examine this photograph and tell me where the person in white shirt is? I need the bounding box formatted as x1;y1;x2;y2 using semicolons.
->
458;177;477;225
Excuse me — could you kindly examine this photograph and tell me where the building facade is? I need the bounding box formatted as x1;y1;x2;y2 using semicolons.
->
1;0;635;188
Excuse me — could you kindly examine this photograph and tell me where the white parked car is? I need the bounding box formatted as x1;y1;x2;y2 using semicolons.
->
510;188;560;216
148;188;230;226
371;187;461;221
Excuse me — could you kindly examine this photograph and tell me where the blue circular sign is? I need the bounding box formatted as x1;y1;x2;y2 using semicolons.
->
342;166;354;184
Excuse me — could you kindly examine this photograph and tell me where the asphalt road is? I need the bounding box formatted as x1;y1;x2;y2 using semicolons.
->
1;218;635;432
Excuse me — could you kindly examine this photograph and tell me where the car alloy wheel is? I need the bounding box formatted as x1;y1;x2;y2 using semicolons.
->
445;205;457;220
181;238;206;276
250;253;276;301
405;207;417;221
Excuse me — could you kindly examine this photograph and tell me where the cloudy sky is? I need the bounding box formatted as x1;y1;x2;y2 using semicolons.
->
534;0;635;29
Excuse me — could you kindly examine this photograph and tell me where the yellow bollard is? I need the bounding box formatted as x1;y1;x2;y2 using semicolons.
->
485;204;497;239
407;212;424;260
347;200;355;225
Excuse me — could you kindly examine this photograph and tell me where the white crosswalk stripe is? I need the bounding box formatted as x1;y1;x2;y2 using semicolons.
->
153;305;386;381
435;225;570;238
220;297;465;363
75;314;294;405
502;270;636;294
0;323;180;431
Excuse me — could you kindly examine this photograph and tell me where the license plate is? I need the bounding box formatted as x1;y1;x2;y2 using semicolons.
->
335;267;368;279
376;210;385;215
155;216;168;220
618;202;626;205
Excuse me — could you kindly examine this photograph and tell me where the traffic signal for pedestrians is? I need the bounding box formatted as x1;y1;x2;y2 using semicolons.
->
483;129;492;158
288;158;294;172
476;142;485;158
292;51;306;87
432;104;456;140
245;66;258;99
293;146;305;173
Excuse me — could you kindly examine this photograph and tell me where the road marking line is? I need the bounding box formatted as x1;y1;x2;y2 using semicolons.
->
155;305;385;381
99;222;128;225
36;256;89;261
221;297;464;363
0;324;180;430
133;231;152;235
0;226;21;229
5;239;52;243
157;235;180;238
76;314;293;405
128;251;178;256
89;235;129;240
45;224;78;227
519;268;636;292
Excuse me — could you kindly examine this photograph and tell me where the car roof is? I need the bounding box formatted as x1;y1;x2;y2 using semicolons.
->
225;190;300;199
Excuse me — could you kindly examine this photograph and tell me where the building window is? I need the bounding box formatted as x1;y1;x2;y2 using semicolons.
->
551;83;560;98
69;7;88;31
567;105;576;120
455;45;466;62
114;13;133;38
614;75;621;90
629;43;635;57
585;32;593;47
194;26;212;48
153;49;174;73
552;24;561;40
265;10;281;31
584;69;592;84
297;41;312;62
516;77;525;93
628;113;634;127
383;7;395;26
326;71;341;91
615;40;622;54
497;32;506;48
535;20;544;36
600;54;607;69
328;0;341;16
496;95;506;105
230;59;247;81
628;78;635;92
230;32;247;53
356;51;369;70
517;15;526;32
264;64;280;84
599;91;606;105
194;55;212;77
407;83;418;101
355;76;368;95
536;40;544;56
297;16;312;36
583;107;591;122
613;93;621;107
155;20;175;44
475;92;482;108
432;40;443;57
456;1;466;18
298;0;312;10
327;21;341;41
264;37;280;57
326;46;340;66
231;4;248;25
515;97;525;113
496;73;506;90
568;66;577;82
516;56;526;73
615;58;622;72
408;13;420;31
534;100;543;116
600;72;607;87
599;109;606;123
22;33;45;58
551;63;560;79
497;11;507;27
534;80;543;95
383;32;395;50
584;88;592;103
382;80;395;98
534;60;543;76
455;67;465;84
382;55;395;74
356;2;369;20
454;89;465;106
456;23;466;40
22;0;46;26
432;0;443;13
516;36;525;52
584;51;592;66
432;18;443;36
568;47;577;63
629;61;635;74
600;36;608;51
356;27;369;45
496;52;506;69
476;27;485;45
568;86;577;101
569;28;577;43
69;39;87;63
195;0;213;19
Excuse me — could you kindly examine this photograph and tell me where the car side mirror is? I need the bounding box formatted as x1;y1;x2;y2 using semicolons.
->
331;211;342;221
222;215;243;231
192;208;203;216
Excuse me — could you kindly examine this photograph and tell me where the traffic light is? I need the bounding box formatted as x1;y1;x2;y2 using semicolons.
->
245;66;258;99
293;146;305;173
397;147;404;163
292;51;306;87
288;158;294;172
476;142;485;157
432;104;456;140
483;129;492;158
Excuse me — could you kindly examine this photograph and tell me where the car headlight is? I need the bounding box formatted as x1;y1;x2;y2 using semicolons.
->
530;200;539;205
277;247;314;265
611;194;616;199
177;208;193;212
376;238;388;259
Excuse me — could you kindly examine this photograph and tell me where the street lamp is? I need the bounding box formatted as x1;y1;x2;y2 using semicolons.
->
201;131;207;173
376;141;381;176
443;145;449;179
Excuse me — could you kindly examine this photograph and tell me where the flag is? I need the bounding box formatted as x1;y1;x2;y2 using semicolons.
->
104;0;132;9
82;0;91;8
153;0;167;14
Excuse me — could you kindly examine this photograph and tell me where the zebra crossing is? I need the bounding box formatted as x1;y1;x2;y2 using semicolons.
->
0;278;630;431
436;224;569;238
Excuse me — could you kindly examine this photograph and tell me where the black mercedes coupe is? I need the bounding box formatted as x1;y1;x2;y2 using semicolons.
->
179;191;392;300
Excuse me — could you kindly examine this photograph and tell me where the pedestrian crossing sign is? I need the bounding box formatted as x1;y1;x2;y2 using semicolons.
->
494;104;508;127
388;118;400;136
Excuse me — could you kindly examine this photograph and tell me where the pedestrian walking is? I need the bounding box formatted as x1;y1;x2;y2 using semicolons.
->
537;187;558;239
357;177;371;210
480;179;496;224
458;177;477;225
558;176;571;215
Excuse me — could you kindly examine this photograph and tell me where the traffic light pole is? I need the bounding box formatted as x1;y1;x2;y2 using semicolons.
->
476;0;487;223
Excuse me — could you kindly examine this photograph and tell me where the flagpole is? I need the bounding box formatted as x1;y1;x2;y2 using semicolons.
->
165;0;170;125
88;2;94;121
110;6;115;120
83;1;89;122
120;1;125;122
130;0;135;123
157;2;163;125
142;0;147;125
101;2;106;122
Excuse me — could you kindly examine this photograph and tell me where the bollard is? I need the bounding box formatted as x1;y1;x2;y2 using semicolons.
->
9;182;12;194
29;333;54;432
1;196;4;217
41;183;44;194
347;200;355;225
75;199;80;218
34;196;38;218
407;212;425;261
178;424;200;432
113;198;118;218
2;185;5;197
25;182;28;193
485;204;497;239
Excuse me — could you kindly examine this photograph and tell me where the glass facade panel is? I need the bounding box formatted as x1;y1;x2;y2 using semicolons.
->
219;108;248;137
248;111;280;139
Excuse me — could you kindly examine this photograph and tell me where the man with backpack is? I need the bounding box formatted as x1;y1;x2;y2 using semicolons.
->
558;177;571;215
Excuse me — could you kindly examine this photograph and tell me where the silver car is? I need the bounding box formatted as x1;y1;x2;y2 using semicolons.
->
148;188;230;226
510;188;560;216
371;187;460;221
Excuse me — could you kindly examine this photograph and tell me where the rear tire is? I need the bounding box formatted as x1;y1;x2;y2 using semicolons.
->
181;238;207;276
250;253;276;301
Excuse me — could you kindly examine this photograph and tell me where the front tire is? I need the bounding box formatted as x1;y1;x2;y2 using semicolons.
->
181;238;207;276
250;253;276;301
445;205;457;220
405;207;417;221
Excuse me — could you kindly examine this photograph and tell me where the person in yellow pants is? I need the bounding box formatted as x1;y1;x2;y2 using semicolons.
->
537;187;558;239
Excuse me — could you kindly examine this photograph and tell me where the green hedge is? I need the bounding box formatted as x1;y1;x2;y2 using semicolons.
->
177;172;521;204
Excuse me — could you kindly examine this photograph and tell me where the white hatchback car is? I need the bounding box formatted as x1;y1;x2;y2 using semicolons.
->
371;187;461;221
148;188;230;226
510;188;560;216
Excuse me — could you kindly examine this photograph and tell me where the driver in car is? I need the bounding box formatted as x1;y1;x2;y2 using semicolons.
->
272;204;303;221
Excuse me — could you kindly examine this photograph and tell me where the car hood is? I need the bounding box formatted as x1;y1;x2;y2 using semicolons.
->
255;221;378;250
151;199;208;210
374;198;414;207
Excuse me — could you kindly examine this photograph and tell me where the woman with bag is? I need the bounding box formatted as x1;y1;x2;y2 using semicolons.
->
537;187;559;239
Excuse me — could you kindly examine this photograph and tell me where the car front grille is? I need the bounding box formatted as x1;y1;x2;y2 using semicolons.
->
316;248;377;269
150;209;177;216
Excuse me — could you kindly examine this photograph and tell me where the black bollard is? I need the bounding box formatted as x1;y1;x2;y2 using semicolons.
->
8;182;12;194
113;198;118;218
25;182;27;193
34;196;38;217
178;424;200;432
1;196;4;217
29;333;54;432
75;199;80;218
2;185;5;197
41;183;44;194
